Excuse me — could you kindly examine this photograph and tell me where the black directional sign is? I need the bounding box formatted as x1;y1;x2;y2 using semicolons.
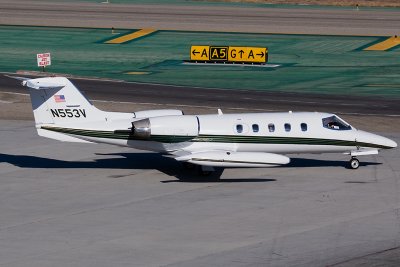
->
209;46;228;61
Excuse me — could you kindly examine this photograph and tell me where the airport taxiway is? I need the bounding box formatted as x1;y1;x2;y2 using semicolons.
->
0;120;399;267
0;76;399;266
1;76;399;116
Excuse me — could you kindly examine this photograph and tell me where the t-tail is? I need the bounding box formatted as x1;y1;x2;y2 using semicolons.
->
15;76;182;143
18;76;132;143
24;77;104;125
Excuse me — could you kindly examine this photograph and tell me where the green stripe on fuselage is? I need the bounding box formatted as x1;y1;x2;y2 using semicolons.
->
40;126;389;149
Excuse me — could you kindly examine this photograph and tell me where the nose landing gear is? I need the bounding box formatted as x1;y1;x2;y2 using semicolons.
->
349;157;360;169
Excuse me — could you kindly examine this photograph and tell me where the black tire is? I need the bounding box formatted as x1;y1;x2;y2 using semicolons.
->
349;158;360;169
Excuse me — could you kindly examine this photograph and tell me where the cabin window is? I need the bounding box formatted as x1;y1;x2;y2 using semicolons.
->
301;123;308;131
268;123;275;132
284;123;291;132
236;124;243;133
322;116;352;130
252;124;259;133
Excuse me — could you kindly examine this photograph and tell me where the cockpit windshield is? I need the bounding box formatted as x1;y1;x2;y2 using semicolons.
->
322;116;352;130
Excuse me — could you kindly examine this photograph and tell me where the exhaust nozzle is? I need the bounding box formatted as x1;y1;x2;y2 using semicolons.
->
131;119;151;139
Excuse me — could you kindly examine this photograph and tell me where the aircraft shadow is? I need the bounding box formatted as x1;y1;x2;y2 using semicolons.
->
0;153;273;183
0;153;381;183
287;158;381;169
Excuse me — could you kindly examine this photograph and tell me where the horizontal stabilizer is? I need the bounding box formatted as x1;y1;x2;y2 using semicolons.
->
23;78;66;90
176;151;290;167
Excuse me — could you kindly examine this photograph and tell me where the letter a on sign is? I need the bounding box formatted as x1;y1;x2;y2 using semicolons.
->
190;46;210;61
248;50;254;59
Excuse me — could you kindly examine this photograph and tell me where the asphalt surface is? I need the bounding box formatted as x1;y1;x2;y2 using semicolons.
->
1;1;400;266
0;120;399;267
0;0;399;36
1;75;399;117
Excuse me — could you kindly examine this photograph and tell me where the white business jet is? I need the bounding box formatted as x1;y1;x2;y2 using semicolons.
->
14;76;397;174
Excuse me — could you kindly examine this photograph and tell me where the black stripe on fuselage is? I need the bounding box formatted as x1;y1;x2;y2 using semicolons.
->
39;126;390;149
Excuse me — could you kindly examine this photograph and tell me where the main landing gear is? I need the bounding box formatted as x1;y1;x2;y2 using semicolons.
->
182;162;215;176
348;157;360;169
198;166;215;176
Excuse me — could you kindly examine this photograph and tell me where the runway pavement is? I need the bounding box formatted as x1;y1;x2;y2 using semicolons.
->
0;120;399;267
0;0;399;36
1;75;400;266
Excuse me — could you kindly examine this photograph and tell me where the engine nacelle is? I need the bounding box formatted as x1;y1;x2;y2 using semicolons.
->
133;109;183;118
132;115;199;140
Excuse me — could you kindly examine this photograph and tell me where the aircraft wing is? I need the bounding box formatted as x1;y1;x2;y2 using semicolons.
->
175;151;290;167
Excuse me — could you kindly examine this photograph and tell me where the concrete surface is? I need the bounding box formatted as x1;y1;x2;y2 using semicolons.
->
0;0;399;36
0;1;399;266
0;120;399;266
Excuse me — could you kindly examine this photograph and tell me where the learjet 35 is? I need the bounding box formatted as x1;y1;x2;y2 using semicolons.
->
14;76;397;174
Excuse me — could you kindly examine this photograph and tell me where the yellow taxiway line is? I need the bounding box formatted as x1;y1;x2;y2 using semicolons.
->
125;72;150;75
364;36;400;51
105;29;157;44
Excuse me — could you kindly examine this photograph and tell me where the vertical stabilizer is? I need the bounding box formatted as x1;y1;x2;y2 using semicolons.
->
24;77;104;125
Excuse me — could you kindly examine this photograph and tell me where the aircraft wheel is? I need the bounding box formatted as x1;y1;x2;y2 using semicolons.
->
349;157;360;169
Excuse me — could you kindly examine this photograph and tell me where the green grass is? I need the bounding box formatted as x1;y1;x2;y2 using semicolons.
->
1;25;399;98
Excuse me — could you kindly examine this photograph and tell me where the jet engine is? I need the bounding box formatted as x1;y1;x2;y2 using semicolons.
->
131;115;199;140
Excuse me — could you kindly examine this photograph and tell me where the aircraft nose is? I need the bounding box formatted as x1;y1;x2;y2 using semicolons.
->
386;138;398;149
358;130;397;149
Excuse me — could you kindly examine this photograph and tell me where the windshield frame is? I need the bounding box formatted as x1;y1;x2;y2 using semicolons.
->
322;115;352;131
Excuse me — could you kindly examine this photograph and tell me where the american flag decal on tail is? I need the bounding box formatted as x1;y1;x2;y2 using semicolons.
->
54;95;66;103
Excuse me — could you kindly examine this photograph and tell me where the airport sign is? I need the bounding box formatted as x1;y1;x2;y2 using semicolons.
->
190;46;268;64
209;46;228;61
190;46;210;61
228;47;267;63
37;53;51;67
